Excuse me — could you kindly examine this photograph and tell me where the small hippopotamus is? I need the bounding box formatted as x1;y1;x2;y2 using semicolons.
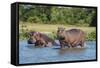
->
33;32;47;47
27;31;36;44
27;31;58;47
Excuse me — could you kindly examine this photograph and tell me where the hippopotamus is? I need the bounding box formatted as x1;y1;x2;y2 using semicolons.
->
57;27;85;48
28;31;58;47
27;31;36;44
33;32;47;47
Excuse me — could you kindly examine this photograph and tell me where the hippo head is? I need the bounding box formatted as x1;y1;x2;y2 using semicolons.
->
32;32;42;41
57;27;65;40
27;31;37;44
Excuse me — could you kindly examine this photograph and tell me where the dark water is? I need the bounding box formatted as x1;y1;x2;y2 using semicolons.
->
19;40;96;64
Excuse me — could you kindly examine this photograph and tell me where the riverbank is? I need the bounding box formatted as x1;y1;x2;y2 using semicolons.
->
19;23;96;41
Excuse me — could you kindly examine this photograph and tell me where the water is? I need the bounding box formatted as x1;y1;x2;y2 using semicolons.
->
19;40;96;64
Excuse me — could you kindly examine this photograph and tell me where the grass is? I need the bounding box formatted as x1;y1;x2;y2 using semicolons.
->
19;22;96;33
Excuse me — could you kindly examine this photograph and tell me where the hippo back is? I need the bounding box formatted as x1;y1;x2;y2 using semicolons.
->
40;33;54;43
64;29;85;44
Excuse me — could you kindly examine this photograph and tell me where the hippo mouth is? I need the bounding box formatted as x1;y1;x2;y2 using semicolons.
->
27;39;36;44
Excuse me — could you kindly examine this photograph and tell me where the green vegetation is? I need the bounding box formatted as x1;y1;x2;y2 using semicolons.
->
19;5;96;41
86;31;96;41
19;5;96;26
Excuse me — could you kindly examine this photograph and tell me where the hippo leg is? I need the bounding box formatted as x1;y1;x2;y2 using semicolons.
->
67;42;72;48
59;41;65;49
41;43;46;47
40;41;47;47
35;40;41;47
71;44;76;48
81;42;84;48
71;42;79;48
60;43;64;48
80;41;84;48
34;42;39;47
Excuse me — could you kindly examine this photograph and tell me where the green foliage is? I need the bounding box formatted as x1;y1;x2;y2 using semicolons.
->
86;31;96;41
19;24;29;40
27;16;41;23
46;32;57;40
19;32;28;40
19;5;96;26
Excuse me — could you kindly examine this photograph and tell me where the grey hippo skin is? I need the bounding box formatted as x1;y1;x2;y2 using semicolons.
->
57;27;85;49
28;31;58;47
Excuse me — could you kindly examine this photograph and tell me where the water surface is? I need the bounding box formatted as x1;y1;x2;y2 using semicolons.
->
19;40;96;64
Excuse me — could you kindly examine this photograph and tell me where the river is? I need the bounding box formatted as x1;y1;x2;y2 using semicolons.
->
19;40;96;64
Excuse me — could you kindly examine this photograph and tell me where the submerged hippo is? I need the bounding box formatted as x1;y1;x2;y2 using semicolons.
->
28;31;58;47
57;27;85;48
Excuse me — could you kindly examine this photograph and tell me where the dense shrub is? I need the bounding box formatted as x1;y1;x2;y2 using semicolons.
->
27;16;42;23
46;32;57;40
86;31;96;41
19;5;96;26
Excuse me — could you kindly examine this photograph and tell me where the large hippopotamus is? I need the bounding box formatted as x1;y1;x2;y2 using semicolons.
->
57;27;85;48
28;31;57;47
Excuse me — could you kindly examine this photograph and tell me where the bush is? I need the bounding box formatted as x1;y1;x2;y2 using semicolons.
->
27;16;41;23
46;32;57;40
19;32;29;40
86;31;96;41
